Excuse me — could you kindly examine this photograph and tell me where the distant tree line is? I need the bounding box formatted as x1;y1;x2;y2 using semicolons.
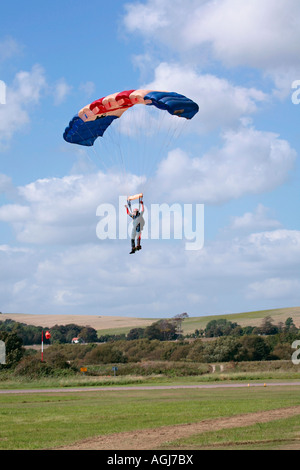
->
0;320;98;345
0;314;300;373
99;313;189;343
185;316;299;339
1;315;298;347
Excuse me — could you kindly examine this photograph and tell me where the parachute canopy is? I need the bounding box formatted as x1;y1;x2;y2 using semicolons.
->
63;89;199;147
127;193;143;202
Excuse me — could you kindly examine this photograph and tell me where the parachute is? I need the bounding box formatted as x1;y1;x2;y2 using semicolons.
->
63;89;199;147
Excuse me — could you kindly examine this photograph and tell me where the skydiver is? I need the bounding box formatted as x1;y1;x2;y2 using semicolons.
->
125;196;145;254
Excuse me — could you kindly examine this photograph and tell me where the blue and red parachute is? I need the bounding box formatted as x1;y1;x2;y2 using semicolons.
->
63;89;199;147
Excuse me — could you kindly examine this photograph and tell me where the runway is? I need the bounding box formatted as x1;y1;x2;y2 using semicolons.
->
1;381;300;394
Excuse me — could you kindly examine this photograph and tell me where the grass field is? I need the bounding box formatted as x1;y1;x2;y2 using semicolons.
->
1;384;300;450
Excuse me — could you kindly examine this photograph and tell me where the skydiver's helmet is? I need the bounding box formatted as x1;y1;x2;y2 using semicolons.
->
133;208;139;217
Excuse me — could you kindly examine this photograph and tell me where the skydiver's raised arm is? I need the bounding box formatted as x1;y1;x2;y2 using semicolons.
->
125;205;133;218
139;201;144;215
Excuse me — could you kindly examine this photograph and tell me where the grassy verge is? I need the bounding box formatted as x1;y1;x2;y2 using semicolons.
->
0;359;299;390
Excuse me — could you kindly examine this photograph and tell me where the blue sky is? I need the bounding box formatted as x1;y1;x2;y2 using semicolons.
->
0;0;300;318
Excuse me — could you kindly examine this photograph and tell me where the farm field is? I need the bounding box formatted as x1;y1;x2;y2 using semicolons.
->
0;383;300;450
0;312;155;333
1;306;300;336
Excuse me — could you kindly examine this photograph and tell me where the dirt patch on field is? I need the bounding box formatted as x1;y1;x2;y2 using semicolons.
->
58;405;300;450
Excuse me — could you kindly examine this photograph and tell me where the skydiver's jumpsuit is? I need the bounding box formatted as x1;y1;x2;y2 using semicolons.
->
126;200;145;252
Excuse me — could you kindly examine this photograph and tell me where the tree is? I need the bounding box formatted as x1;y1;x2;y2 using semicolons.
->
79;327;98;343
239;336;271;361
284;317;297;332
144;320;178;341
172;313;189;337
259;316;279;335
202;337;242;362
127;328;145;340
204;319;240;337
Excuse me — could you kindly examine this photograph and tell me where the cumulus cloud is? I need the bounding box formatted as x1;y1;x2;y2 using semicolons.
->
154;126;297;203
0;170;144;245
144;63;267;133
0;63;73;146
0;64;47;145
229;204;282;232
53;78;72;105
247;277;300;300
124;0;300;96
124;0;300;69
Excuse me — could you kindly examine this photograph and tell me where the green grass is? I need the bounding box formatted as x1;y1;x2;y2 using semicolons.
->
97;326;133;336
1;386;300;449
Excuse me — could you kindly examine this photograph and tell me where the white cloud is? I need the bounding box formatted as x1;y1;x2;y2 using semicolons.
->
0;36;23;62
247;277;300;300
79;81;95;97
0;64;47;145
0;174;13;194
0;171;144;244
0;64;72;147
229;204;281;232
124;0;300;69
0;228;299;316
53;78;72;105
144;62;267;133
155;126;297;203
0;204;31;222
124;0;300;96
124;0;171;34
182;0;300;69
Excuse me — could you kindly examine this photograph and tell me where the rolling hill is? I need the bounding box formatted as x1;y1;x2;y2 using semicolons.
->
1;306;299;335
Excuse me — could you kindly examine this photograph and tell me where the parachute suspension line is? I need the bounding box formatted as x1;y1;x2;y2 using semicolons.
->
69;125;111;174
141;110;184;186
140;113;189;196
130;104;148;184
102;118;130;193
80;117;129;192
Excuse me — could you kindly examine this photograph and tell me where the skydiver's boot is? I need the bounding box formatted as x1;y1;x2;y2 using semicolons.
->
136;236;142;251
129;239;136;254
